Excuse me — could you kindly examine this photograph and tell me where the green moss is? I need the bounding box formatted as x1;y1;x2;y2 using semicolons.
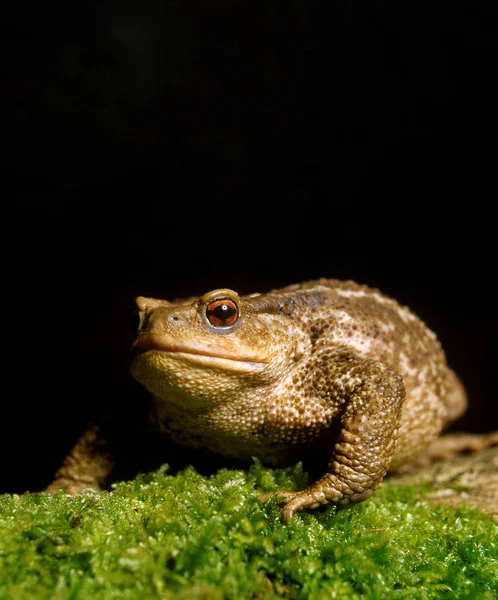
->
1;461;497;599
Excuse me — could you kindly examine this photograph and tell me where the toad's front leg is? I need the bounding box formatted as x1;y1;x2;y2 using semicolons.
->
44;422;114;494
260;357;406;522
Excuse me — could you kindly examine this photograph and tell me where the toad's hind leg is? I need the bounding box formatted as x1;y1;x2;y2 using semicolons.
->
397;370;495;469
260;357;406;522
389;368;469;470
421;369;498;462
444;369;467;423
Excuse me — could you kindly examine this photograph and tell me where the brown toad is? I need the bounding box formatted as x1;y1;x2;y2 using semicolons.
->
48;279;492;521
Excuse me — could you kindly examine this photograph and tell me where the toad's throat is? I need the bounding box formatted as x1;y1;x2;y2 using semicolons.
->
132;333;269;367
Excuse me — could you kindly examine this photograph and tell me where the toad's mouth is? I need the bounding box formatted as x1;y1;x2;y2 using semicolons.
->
132;333;268;372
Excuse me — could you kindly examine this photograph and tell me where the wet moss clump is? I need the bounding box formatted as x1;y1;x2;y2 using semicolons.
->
1;460;497;599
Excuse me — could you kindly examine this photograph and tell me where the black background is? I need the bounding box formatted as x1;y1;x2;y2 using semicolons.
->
3;1;496;493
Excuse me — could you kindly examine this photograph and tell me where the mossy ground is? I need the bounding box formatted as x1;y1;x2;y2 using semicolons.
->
1;461;497;600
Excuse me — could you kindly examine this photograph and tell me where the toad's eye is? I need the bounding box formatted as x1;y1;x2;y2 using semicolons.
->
206;298;239;328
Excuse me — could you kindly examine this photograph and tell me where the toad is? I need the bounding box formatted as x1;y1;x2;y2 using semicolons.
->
46;279;496;521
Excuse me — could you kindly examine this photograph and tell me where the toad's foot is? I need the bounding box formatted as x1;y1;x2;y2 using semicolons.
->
399;431;498;471
44;477;101;495
259;490;315;523
260;478;378;523
428;431;498;458
259;489;334;523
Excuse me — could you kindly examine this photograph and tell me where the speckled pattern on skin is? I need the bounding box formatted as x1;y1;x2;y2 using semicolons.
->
47;279;471;522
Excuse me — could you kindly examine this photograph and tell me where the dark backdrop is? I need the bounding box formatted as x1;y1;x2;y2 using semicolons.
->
3;1;496;493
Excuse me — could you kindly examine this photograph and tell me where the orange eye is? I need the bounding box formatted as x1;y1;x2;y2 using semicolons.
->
206;298;239;327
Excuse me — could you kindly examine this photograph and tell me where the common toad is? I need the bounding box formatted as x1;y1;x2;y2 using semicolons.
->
48;279;490;521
